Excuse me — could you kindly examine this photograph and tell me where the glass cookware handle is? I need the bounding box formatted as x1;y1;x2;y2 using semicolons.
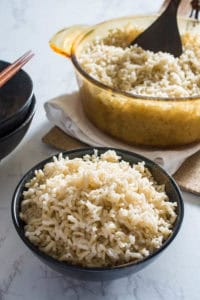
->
49;25;90;57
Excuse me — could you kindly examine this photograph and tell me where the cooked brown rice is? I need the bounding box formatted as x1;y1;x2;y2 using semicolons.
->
78;27;200;97
20;150;177;267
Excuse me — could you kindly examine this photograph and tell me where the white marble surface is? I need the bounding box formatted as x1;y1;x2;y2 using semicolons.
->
0;0;200;299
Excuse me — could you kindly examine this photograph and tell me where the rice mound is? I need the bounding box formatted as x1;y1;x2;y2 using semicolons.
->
78;27;200;98
20;150;177;267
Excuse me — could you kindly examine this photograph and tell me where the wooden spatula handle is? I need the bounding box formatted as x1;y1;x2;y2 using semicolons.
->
160;0;192;16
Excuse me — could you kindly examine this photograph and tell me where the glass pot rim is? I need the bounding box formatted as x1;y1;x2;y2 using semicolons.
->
71;15;200;102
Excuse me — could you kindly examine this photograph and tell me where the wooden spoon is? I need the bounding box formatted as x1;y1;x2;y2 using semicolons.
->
130;0;182;57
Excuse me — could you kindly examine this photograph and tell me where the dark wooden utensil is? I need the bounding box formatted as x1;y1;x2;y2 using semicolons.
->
130;0;182;57
190;0;200;19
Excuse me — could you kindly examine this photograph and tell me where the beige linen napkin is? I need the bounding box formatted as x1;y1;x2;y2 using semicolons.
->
44;92;200;175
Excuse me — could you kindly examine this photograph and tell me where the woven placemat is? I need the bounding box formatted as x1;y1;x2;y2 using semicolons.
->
42;126;200;196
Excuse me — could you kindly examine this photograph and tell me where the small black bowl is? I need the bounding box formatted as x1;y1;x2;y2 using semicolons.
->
11;148;184;281
0;60;33;137
0;95;36;160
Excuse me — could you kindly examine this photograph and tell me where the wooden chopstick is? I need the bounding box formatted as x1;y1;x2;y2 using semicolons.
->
0;50;34;88
0;50;32;79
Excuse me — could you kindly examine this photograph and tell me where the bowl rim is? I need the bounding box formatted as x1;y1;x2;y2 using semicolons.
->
71;14;200;102
0;60;34;126
11;147;184;272
0;95;36;142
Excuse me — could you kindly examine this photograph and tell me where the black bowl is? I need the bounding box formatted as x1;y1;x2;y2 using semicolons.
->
0;95;36;160
11;148;184;281
0;60;33;137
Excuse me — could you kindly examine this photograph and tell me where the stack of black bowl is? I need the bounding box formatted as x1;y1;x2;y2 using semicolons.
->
0;61;36;160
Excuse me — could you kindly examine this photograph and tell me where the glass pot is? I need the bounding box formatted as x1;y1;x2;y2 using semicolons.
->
50;15;200;147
